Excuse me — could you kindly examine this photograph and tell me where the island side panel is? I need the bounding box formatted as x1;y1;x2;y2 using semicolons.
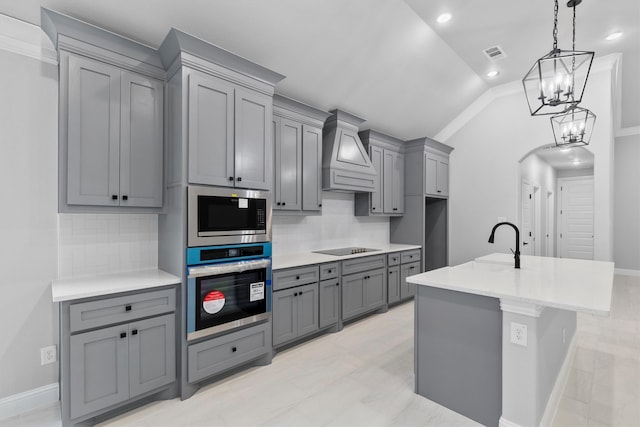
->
415;285;502;427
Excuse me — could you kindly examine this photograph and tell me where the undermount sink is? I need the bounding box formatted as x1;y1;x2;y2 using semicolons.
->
313;247;380;256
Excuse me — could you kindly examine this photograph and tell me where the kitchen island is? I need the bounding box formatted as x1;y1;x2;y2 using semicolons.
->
407;253;614;427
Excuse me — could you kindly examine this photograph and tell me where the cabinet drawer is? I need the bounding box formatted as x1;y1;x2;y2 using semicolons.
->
319;262;339;281
401;250;421;264
273;265;319;291
70;288;176;333
188;322;270;383
387;253;401;266
341;255;386;276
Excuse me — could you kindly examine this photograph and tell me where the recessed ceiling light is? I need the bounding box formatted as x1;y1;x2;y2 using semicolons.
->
572;160;581;165
486;70;500;78
606;32;623;41
437;13;452;24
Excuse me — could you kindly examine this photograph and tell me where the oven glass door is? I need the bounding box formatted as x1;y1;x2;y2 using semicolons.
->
198;195;266;236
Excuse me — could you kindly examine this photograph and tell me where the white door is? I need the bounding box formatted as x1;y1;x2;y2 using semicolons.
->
558;177;594;260
521;180;533;255
546;191;554;257
533;186;541;256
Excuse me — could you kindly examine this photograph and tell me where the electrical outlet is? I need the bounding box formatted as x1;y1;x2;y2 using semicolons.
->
40;345;57;365
510;322;527;347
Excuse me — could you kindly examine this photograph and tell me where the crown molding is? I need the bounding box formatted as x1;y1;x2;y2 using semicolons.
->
0;14;57;64
615;126;640;138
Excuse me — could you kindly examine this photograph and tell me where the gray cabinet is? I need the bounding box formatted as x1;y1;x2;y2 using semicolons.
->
355;130;405;216
62;286;177;423
188;71;272;190
65;54;164;208
319;278;340;328
387;250;421;304
273;282;319;347
425;152;449;198
341;255;387;321
387;265;400;304
272;95;330;213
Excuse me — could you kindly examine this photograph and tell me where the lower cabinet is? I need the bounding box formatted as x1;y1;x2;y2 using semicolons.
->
341;255;387;322
70;314;175;419
61;286;177;424
319;278;340;328
387;266;401;304
187;321;271;383
273;282;319;346
400;261;420;299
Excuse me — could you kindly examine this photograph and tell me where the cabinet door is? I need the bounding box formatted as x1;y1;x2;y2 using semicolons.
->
342;273;366;320
120;73;164;207
273;287;298;346
400;262;420;299
425;153;439;196
370;146;383;213
67;55;121;206
393;153;405;213
364;268;386;309
235;88;272;190
275;118;301;210
383;149;395;213
302;125;323;211
188;72;235;187
319;279;340;328
437;157;449;197
129;314;176;397
296;283;319;338
387;266;400;304
70;324;129;418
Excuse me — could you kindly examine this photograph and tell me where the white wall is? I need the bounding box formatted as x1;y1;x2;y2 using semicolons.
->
272;191;389;253
614;134;640;271
444;64;615;265
0;48;58;399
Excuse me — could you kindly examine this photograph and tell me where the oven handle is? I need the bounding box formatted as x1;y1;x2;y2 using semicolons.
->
188;258;271;278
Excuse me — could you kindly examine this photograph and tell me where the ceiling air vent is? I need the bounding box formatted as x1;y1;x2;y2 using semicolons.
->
483;45;507;62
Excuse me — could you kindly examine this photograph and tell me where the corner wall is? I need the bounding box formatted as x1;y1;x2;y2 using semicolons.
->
614;133;640;271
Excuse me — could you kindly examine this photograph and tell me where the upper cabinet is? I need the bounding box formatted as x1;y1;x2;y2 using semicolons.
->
403;137;453;199
355;130;405;216
43;9;166;212
272;95;330;213
188;72;272;189
425;151;449;198
159;29;284;192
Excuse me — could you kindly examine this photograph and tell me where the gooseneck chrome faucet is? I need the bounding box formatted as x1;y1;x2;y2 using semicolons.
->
488;222;521;269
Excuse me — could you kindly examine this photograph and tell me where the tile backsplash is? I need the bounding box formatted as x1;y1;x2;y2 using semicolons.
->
272;191;389;254
58;214;158;279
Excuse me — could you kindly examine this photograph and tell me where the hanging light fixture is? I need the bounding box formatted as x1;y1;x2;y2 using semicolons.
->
522;0;594;116
550;105;596;146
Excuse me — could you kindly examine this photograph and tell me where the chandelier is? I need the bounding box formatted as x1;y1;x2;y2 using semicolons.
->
522;0;594;116
550;105;596;146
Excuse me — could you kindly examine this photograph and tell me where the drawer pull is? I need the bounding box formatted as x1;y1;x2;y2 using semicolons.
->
125;305;132;312
231;346;237;353
409;266;415;270
335;283;339;287
120;332;126;339
328;269;332;273
299;291;303;295
131;329;138;336
389;271;393;275
296;275;300;280
294;292;298;297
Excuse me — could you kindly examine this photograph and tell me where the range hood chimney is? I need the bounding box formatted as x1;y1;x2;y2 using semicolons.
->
322;109;377;192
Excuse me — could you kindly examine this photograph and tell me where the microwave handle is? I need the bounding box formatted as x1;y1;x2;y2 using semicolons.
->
188;258;271;278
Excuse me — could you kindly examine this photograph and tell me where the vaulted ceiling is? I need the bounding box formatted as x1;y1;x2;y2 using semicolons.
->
2;0;638;140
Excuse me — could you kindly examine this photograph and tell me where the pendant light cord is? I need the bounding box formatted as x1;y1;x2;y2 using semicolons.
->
571;4;577;103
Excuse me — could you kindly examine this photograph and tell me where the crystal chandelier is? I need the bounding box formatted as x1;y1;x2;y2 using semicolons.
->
522;0;594;116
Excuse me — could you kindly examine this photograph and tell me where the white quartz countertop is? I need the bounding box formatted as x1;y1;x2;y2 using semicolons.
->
272;244;421;270
52;269;181;302
406;253;614;315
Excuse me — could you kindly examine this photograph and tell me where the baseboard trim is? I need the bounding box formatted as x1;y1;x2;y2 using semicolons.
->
0;383;59;421
615;268;640;277
539;332;578;427
498;416;522;427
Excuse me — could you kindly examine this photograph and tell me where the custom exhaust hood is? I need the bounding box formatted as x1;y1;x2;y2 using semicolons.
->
322;109;377;192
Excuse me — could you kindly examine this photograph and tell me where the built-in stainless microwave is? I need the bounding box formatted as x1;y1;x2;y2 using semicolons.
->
188;185;271;247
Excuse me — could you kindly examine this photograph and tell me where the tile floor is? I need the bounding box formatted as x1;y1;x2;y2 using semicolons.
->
4;274;639;427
